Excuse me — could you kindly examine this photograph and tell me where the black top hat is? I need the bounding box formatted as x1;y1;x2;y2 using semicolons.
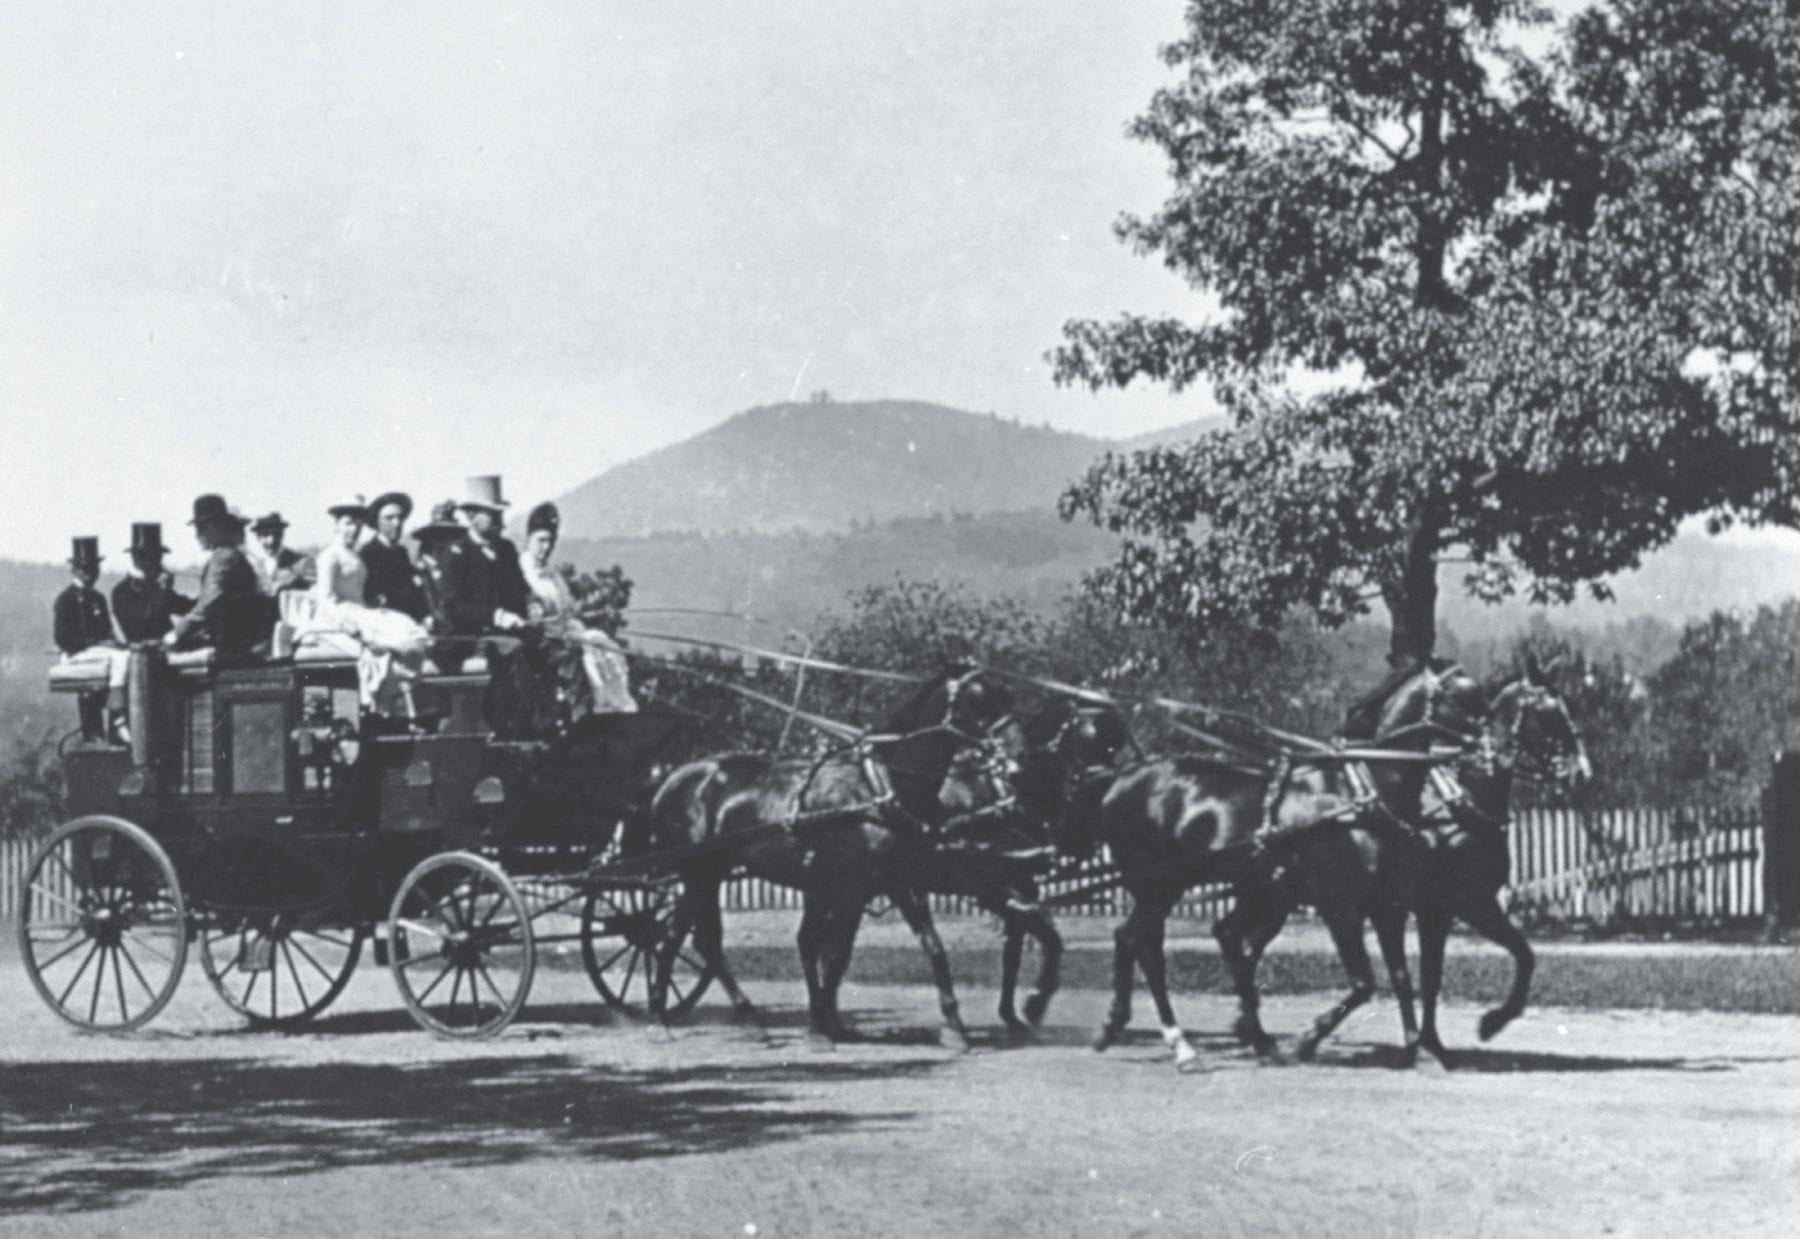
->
526;502;560;536
68;536;102;570
369;492;414;522
189;493;247;526
128;522;169;556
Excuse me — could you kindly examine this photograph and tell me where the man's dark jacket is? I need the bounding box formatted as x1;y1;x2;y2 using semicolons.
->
170;546;265;654
361;537;428;621
112;574;195;643
53;585;114;654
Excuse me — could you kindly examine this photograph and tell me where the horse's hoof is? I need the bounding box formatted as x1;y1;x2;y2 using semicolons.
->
1255;1041;1287;1066
1021;993;1050;1027
1477;1009;1511;1042
1293;1032;1322;1063
1231;1015;1266;1049
1175;1051;1210;1075
1093;1025;1122;1053
1000;1020;1033;1045
941;1027;974;1054
803;1029;840;1051
1420;1037;1455;1069
731;1000;759;1021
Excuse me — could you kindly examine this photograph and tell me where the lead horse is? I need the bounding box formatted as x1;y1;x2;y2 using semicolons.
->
643;664;1017;1049
1408;666;1591;1065
1090;666;1491;1070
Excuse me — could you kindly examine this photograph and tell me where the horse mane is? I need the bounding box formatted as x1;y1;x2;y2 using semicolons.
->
878;660;976;734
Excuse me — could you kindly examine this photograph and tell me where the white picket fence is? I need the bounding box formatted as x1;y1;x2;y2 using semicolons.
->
0;805;1766;929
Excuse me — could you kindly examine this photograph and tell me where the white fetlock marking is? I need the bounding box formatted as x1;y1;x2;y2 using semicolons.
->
1161;1024;1196;1065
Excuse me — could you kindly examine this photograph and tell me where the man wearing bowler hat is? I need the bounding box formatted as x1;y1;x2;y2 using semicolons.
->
52;536;124;739
250;511;316;597
455;475;530;629
168;494;267;657
361;491;428;621
112;522;195;644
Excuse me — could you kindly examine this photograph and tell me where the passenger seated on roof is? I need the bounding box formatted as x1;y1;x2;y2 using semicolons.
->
52;535;126;741
520;502;637;714
112;522;193;644
360;491;429;622
411;500;475;672
166;494;268;658
248;510;316;609
295;496;430;717
454;475;530;631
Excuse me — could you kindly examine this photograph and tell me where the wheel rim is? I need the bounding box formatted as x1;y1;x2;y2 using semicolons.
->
581;883;715;1018
17;816;188;1033
199;916;366;1027
388;854;534;1039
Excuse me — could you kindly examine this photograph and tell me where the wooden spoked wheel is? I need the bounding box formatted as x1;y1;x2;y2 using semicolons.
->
580;881;715;1018
17;815;188;1032
387;852;535;1039
198;915;367;1028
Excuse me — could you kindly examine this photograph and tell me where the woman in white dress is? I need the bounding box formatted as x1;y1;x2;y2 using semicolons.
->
299;497;430;716
520;503;637;713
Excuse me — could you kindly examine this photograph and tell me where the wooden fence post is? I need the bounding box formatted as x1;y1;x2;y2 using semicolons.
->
1762;752;1800;939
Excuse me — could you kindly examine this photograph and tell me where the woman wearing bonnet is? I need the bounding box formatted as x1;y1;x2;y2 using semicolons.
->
519;502;637;714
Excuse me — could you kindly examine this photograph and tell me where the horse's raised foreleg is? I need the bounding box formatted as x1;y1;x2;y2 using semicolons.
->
1214;887;1288;1060
1460;895;1534;1044
1132;895;1202;1072
1415;901;1453;1066
1371;900;1418;1064
889;885;972;1053
1294;904;1377;1063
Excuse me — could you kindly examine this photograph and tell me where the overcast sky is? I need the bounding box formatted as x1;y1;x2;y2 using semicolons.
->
0;1;1213;564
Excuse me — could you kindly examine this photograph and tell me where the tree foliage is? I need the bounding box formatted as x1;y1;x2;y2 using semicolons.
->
1055;0;1800;665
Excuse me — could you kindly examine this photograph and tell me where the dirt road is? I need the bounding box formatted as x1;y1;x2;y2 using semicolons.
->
4;938;1798;1239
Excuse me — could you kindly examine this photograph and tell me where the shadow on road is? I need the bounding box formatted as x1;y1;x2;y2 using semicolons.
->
1319;1042;1789;1073
0;1052;941;1215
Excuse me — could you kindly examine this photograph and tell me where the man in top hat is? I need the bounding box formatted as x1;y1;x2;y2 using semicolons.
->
52;536;124;739
454;475;530;629
361;491;428;621
250;511;316;597
111;522;195;644
168;494;267;657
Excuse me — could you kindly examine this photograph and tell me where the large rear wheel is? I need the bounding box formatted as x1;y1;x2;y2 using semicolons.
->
17;815;188;1032
388;853;534;1038
198;915;366;1028
580;880;715;1018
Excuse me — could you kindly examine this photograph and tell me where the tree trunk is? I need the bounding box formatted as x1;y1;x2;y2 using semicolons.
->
1383;517;1439;669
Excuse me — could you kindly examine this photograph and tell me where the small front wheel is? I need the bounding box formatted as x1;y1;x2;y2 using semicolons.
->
199;915;366;1028
388;853;534;1038
580;881;715;1018
17;815;188;1032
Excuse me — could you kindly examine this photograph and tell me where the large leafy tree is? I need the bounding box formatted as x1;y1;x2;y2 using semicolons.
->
1055;0;1800;669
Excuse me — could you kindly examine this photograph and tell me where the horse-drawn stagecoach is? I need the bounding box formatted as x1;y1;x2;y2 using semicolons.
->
22;644;717;1038
19;633;1591;1071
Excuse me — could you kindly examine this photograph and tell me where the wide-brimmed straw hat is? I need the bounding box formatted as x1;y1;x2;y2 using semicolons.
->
327;495;372;522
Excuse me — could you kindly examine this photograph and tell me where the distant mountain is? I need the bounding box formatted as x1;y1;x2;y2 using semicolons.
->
555;400;1124;539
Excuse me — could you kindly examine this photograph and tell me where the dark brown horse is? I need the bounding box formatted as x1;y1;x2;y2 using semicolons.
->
643;664;1017;1048
928;698;1134;1035
1091;667;1490;1070
1409;668;1591;1065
